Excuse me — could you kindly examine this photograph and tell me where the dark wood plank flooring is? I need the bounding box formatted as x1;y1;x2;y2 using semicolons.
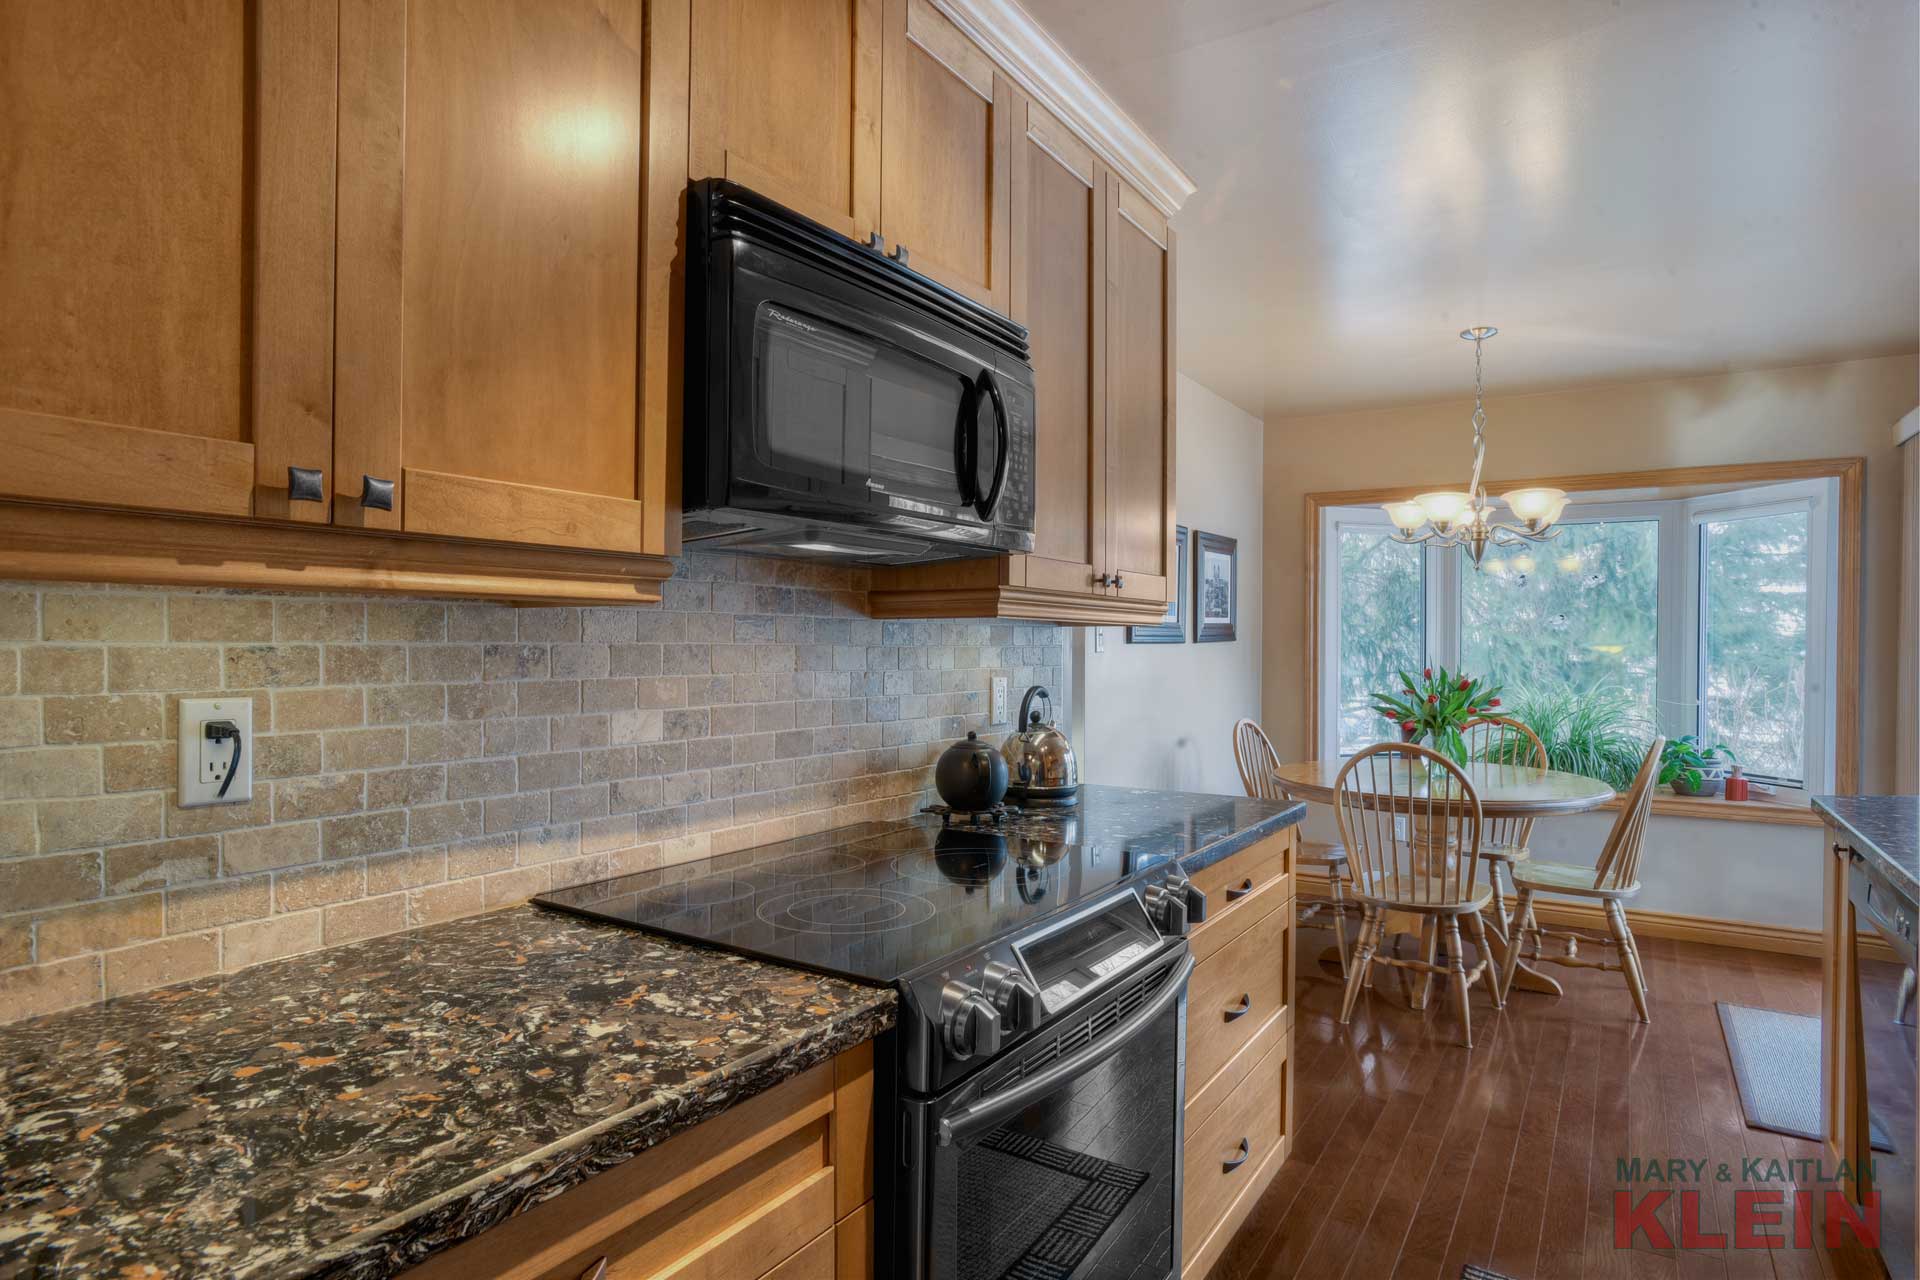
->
1211;923;1915;1280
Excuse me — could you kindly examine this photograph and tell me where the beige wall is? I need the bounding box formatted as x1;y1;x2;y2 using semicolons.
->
1261;353;1919;792
1083;375;1262;794
0;565;1066;1023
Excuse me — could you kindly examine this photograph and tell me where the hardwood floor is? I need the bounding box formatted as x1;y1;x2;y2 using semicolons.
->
1213;922;1915;1280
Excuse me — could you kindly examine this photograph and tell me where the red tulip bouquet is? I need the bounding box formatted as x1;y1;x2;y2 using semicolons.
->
1370;666;1504;763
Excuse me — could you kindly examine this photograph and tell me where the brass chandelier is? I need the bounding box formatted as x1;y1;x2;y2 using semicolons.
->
1381;325;1567;568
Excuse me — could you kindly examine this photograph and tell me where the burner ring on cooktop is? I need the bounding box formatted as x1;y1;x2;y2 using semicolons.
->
634;873;767;911
756;887;938;935
759;848;868;879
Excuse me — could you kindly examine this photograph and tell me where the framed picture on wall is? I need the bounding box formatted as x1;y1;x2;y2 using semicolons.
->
1127;525;1188;643
1193;531;1237;643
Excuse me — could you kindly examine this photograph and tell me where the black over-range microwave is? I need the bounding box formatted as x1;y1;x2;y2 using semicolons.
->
682;179;1036;564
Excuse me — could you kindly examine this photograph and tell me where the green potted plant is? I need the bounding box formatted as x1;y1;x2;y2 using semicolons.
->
1370;666;1503;764
1659;735;1736;796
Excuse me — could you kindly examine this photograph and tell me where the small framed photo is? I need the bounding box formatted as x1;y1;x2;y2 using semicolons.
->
1127;525;1188;644
1193;531;1237;643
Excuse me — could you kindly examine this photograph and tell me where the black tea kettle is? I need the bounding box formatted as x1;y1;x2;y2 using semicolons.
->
934;731;1010;812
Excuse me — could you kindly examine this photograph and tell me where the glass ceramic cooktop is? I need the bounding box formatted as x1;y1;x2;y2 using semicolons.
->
533;815;1166;984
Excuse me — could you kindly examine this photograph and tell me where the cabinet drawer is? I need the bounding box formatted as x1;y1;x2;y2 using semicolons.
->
1190;831;1292;961
761;1227;835;1280
1182;1034;1287;1271
1185;896;1289;1122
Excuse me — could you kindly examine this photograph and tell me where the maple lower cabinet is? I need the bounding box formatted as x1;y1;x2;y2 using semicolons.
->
689;0;881;243
400;1043;876;1280
877;0;1013;313
332;0;670;556
0;0;337;524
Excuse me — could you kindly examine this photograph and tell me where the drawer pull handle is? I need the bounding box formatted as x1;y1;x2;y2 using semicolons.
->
360;474;395;511
1224;1138;1250;1172
1225;877;1255;901
287;466;325;503
1225;993;1253;1022
579;1259;608;1280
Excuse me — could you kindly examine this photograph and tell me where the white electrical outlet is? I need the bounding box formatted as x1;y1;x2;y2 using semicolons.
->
990;676;1010;725
178;697;252;807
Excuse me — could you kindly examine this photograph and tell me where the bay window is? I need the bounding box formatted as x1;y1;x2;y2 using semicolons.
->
1317;477;1841;797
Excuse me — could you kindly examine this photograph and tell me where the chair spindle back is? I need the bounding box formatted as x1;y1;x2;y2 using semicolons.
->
1461;714;1548;852
1232;718;1286;801
1333;742;1484;908
1593;738;1664;891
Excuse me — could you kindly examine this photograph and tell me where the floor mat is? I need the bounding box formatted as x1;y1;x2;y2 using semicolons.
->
955;1127;1151;1280
1716;1002;1893;1151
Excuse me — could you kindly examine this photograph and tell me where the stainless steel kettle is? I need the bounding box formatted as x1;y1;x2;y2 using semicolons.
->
1001;685;1080;805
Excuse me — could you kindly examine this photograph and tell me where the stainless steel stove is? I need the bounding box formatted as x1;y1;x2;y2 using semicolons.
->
535;806;1205;1280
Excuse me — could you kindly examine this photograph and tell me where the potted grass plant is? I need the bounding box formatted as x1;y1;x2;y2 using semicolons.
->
1370;666;1503;764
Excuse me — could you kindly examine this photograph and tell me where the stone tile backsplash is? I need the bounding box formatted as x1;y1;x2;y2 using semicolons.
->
0;559;1066;1022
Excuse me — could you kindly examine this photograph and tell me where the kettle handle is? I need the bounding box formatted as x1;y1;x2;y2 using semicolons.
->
1017;685;1052;728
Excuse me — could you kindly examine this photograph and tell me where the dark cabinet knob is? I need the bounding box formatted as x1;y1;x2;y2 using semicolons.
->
1094;573;1111;587
868;231;885;252
1225;993;1253;1022
1111;574;1126;589
1224;1138;1251;1172
890;244;909;266
360;475;395;511
287;466;324;503
1225;877;1255;901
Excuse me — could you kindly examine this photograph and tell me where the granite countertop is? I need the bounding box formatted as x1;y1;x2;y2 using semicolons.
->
936;784;1308;875
1814;794;1920;900
0;906;896;1280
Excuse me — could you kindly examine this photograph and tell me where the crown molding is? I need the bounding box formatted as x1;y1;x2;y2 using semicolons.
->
931;0;1197;218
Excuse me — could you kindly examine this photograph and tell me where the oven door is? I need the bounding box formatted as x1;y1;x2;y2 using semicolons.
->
901;947;1192;1280
724;238;1034;546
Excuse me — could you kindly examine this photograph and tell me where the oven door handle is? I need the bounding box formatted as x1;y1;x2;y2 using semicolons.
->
937;952;1194;1148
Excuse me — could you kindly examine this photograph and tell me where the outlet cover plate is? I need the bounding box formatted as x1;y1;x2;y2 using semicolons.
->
990;677;1010;725
178;697;253;807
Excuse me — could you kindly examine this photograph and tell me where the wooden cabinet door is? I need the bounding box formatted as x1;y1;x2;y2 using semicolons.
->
1010;95;1105;597
878;0;1011;312
1103;174;1176;605
690;0;881;242
333;0;663;553
0;0;338;522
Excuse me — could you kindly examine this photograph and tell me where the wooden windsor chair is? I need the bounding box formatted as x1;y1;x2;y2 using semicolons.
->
1233;718;1353;975
1459;714;1549;933
1334;743;1502;1047
1497;738;1666;1022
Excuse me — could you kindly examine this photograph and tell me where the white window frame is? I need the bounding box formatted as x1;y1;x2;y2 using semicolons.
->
1317;478;1840;797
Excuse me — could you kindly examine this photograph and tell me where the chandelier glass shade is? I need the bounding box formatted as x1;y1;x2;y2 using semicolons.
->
1383;326;1567;567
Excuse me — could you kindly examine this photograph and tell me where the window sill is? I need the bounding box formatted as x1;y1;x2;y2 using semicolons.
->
1601;788;1823;828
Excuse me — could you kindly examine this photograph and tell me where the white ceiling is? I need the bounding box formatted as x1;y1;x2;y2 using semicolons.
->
1021;0;1920;417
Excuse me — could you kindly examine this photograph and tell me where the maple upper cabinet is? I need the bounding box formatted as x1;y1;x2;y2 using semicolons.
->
877;0;1012;313
0;0;338;524
866;102;1179;626
331;0;669;556
1103;177;1178;606
690;0;881;243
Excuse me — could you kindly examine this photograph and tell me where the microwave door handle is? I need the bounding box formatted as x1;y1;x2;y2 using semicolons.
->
974;368;1010;520
936;951;1193;1148
952;374;980;509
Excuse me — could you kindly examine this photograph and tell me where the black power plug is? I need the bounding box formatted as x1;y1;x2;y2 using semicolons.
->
203;718;243;800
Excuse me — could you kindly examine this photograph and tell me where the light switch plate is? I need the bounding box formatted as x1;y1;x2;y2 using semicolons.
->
1093;627;1107;653
178;697;252;807
990;676;1010;725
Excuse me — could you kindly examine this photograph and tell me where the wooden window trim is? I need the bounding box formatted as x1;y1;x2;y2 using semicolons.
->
1302;457;1867;802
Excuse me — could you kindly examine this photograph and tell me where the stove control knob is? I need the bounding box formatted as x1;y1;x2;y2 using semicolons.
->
1146;873;1206;936
939;982;1002;1060
982;961;1043;1035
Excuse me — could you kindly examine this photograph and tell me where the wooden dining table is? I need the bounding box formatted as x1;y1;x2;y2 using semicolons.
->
1272;758;1616;1001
